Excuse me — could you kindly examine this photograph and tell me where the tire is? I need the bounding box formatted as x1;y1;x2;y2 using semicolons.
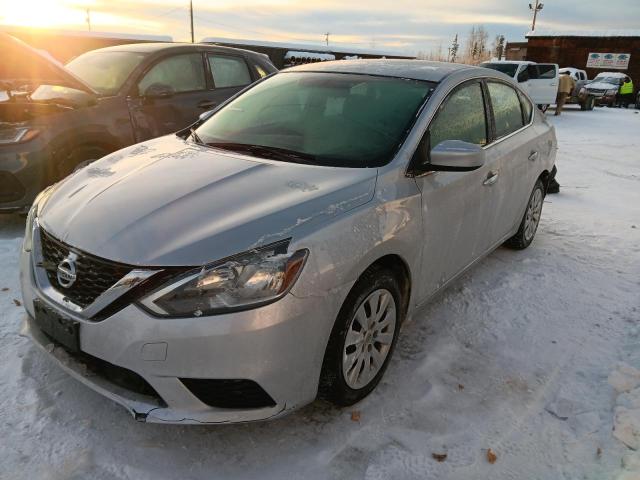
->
504;179;545;250
318;266;404;406
581;96;595;111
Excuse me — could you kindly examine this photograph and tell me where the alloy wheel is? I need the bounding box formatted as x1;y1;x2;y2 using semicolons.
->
342;288;397;390
524;187;543;242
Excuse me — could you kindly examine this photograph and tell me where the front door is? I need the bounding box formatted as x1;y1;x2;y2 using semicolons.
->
414;80;501;301
529;64;558;105
128;52;214;142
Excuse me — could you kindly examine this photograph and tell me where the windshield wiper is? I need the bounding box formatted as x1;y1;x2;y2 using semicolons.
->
207;142;317;164
189;128;205;145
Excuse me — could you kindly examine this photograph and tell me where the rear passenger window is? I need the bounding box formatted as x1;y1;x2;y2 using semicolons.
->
537;64;557;79
429;82;487;150
518;90;533;123
208;55;252;88
488;82;524;138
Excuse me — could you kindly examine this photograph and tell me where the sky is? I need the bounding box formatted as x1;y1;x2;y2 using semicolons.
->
1;0;639;55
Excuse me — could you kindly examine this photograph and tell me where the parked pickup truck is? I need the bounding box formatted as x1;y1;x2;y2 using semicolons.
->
584;72;630;107
481;60;558;111
558;67;596;110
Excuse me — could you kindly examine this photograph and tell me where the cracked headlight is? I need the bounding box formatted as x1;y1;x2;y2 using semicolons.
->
139;241;308;317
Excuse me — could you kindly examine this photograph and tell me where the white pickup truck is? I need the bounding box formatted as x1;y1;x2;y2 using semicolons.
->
481;61;559;111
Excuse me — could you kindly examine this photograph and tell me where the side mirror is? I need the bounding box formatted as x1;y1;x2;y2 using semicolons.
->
429;140;485;171
143;83;174;99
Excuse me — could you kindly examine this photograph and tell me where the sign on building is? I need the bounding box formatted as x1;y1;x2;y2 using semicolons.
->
586;53;631;70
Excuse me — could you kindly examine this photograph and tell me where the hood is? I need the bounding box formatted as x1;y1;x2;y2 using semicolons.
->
586;81;618;90
0;33;95;95
39;135;377;266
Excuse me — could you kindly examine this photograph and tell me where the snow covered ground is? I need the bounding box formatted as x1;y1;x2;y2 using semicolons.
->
0;106;639;480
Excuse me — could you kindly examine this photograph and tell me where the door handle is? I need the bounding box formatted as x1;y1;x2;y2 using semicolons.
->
483;171;499;186
197;100;218;109
528;151;539;161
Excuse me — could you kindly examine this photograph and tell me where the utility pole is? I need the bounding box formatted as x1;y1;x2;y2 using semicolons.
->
529;1;544;31
85;8;91;31
189;0;195;43
324;32;330;46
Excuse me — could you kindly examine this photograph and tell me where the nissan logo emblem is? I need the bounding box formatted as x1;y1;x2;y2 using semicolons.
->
57;254;77;288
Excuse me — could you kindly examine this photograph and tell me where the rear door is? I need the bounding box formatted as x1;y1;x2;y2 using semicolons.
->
206;53;254;108
484;80;540;239
128;52;213;142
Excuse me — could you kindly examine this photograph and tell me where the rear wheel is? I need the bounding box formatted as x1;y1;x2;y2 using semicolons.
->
318;266;403;406
504;179;545;250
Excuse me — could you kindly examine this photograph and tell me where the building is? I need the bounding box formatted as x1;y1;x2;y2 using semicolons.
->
0;26;172;63
525;30;639;81
201;37;415;69
504;42;528;61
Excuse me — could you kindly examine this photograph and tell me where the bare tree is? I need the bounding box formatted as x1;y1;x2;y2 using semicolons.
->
462;25;490;65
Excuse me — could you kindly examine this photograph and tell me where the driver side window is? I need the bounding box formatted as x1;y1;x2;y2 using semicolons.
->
429;82;488;152
138;53;206;96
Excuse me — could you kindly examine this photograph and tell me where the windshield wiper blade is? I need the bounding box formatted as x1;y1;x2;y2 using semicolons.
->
207;142;317;164
190;128;205;145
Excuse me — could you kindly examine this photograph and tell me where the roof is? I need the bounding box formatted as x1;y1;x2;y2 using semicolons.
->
284;59;472;82
526;29;640;38
84;42;259;56
0;25;172;42
200;36;415;58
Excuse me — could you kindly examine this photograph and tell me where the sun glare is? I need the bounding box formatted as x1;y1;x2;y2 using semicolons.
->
0;0;92;29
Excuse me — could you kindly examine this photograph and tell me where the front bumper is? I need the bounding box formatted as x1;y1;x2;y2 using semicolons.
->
20;245;345;424
0;137;51;213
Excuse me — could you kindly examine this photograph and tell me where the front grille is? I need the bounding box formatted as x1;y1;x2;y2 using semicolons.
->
40;229;133;308
180;378;277;409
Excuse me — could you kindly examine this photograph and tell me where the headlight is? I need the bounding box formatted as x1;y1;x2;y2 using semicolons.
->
579;87;586;95
0;127;40;145
606;89;617;95
139;242;308;317
23;186;54;252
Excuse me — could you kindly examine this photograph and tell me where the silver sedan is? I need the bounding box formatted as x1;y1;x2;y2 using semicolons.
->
20;60;556;424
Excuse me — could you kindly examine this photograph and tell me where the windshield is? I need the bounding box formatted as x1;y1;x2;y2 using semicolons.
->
593;75;622;85
66;51;146;96
195;72;435;167
482;63;519;78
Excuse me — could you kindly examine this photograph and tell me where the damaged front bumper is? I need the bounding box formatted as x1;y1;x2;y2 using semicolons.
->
22;315;288;424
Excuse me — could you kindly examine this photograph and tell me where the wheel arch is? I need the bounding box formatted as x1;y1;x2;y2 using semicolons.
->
354;253;412;320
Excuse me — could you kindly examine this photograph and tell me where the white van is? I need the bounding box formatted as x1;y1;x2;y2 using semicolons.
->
481;61;559;110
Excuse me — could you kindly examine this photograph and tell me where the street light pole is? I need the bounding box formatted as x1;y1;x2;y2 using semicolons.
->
529;1;544;31
189;0;194;43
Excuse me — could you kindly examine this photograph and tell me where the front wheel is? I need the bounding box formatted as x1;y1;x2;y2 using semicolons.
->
318;266;403;406
504;179;545;250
